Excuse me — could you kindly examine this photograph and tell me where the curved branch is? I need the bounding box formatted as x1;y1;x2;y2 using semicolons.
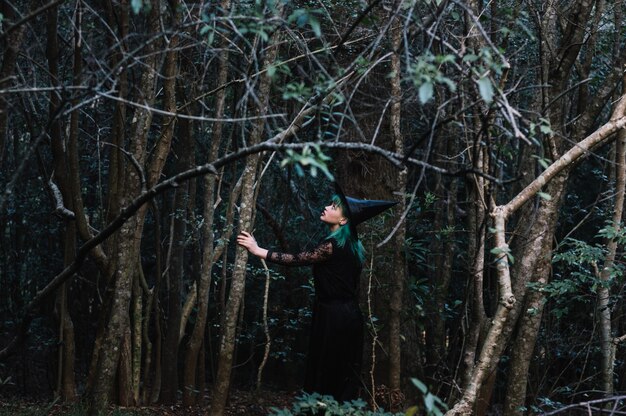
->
0;138;415;360
504;113;626;217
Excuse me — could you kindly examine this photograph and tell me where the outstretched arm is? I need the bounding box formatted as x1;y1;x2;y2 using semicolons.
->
237;231;334;266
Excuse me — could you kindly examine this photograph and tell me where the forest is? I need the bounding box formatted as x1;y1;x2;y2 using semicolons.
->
2;0;626;415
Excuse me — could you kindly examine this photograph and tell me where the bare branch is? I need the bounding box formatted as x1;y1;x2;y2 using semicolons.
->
48;176;75;220
504;113;626;217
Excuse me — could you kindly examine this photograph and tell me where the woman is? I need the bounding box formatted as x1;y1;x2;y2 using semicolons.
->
237;182;396;402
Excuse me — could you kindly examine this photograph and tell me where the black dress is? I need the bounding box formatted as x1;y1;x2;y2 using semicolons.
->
266;237;364;402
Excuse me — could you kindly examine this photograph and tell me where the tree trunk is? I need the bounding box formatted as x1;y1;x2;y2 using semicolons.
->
503;175;567;416
55;278;77;402
210;160;262;416
89;222;139;415
46;3;77;402
182;0;231;405
210;11;283;412
160;126;192;404
118;326;134;406
461;142;488;392
131;269;143;404
388;14;406;397
88;0;170;411
598;127;626;395
103;0;129;226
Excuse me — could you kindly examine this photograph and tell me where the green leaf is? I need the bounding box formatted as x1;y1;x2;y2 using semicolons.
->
131;0;142;14
507;252;515;264
406;406;419;416
538;192;552;201
436;54;456;64
267;65;277;78
425;393;435;410
419;82;434;104
477;77;494;103
440;77;457;92
539;118;553;134
411;377;428;393
490;247;505;255
308;16;321;37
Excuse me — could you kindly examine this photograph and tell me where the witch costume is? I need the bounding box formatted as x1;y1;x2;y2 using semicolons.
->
264;182;396;402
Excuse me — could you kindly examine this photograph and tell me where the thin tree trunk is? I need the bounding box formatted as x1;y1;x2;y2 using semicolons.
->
139;265;154;404
66;0;108;269
55;277;77;401
210;161;262;416
210;9;283;412
182;0;231;404
461;143;487;391
131;268;143;404
160;141;191;404
388;14;406;397
103;0;129;226
46;2;77;402
118;325;134;406
598;127;626;395
55;211;78;401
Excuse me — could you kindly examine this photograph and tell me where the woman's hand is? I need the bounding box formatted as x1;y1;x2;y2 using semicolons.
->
237;231;262;257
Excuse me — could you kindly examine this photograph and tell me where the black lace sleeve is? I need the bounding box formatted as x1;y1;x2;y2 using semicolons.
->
266;240;334;266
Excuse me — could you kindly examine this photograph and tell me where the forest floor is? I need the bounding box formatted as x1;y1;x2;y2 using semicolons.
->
0;389;300;415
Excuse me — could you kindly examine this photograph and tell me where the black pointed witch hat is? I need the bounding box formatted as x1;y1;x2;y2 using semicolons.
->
334;181;397;237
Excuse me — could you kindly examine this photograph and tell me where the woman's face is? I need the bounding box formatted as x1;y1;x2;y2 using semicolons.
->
320;201;347;227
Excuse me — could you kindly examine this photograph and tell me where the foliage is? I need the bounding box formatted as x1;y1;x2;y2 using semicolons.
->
405;379;448;416
269;379;447;416
408;53;456;104
280;144;334;180
268;392;403;416
527;236;611;319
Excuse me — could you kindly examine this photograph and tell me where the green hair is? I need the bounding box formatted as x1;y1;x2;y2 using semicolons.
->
325;194;365;264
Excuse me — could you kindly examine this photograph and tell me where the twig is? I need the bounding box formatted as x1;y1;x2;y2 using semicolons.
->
100;142;147;192
256;259;272;391
95;90;286;123
367;246;379;409
541;395;626;415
